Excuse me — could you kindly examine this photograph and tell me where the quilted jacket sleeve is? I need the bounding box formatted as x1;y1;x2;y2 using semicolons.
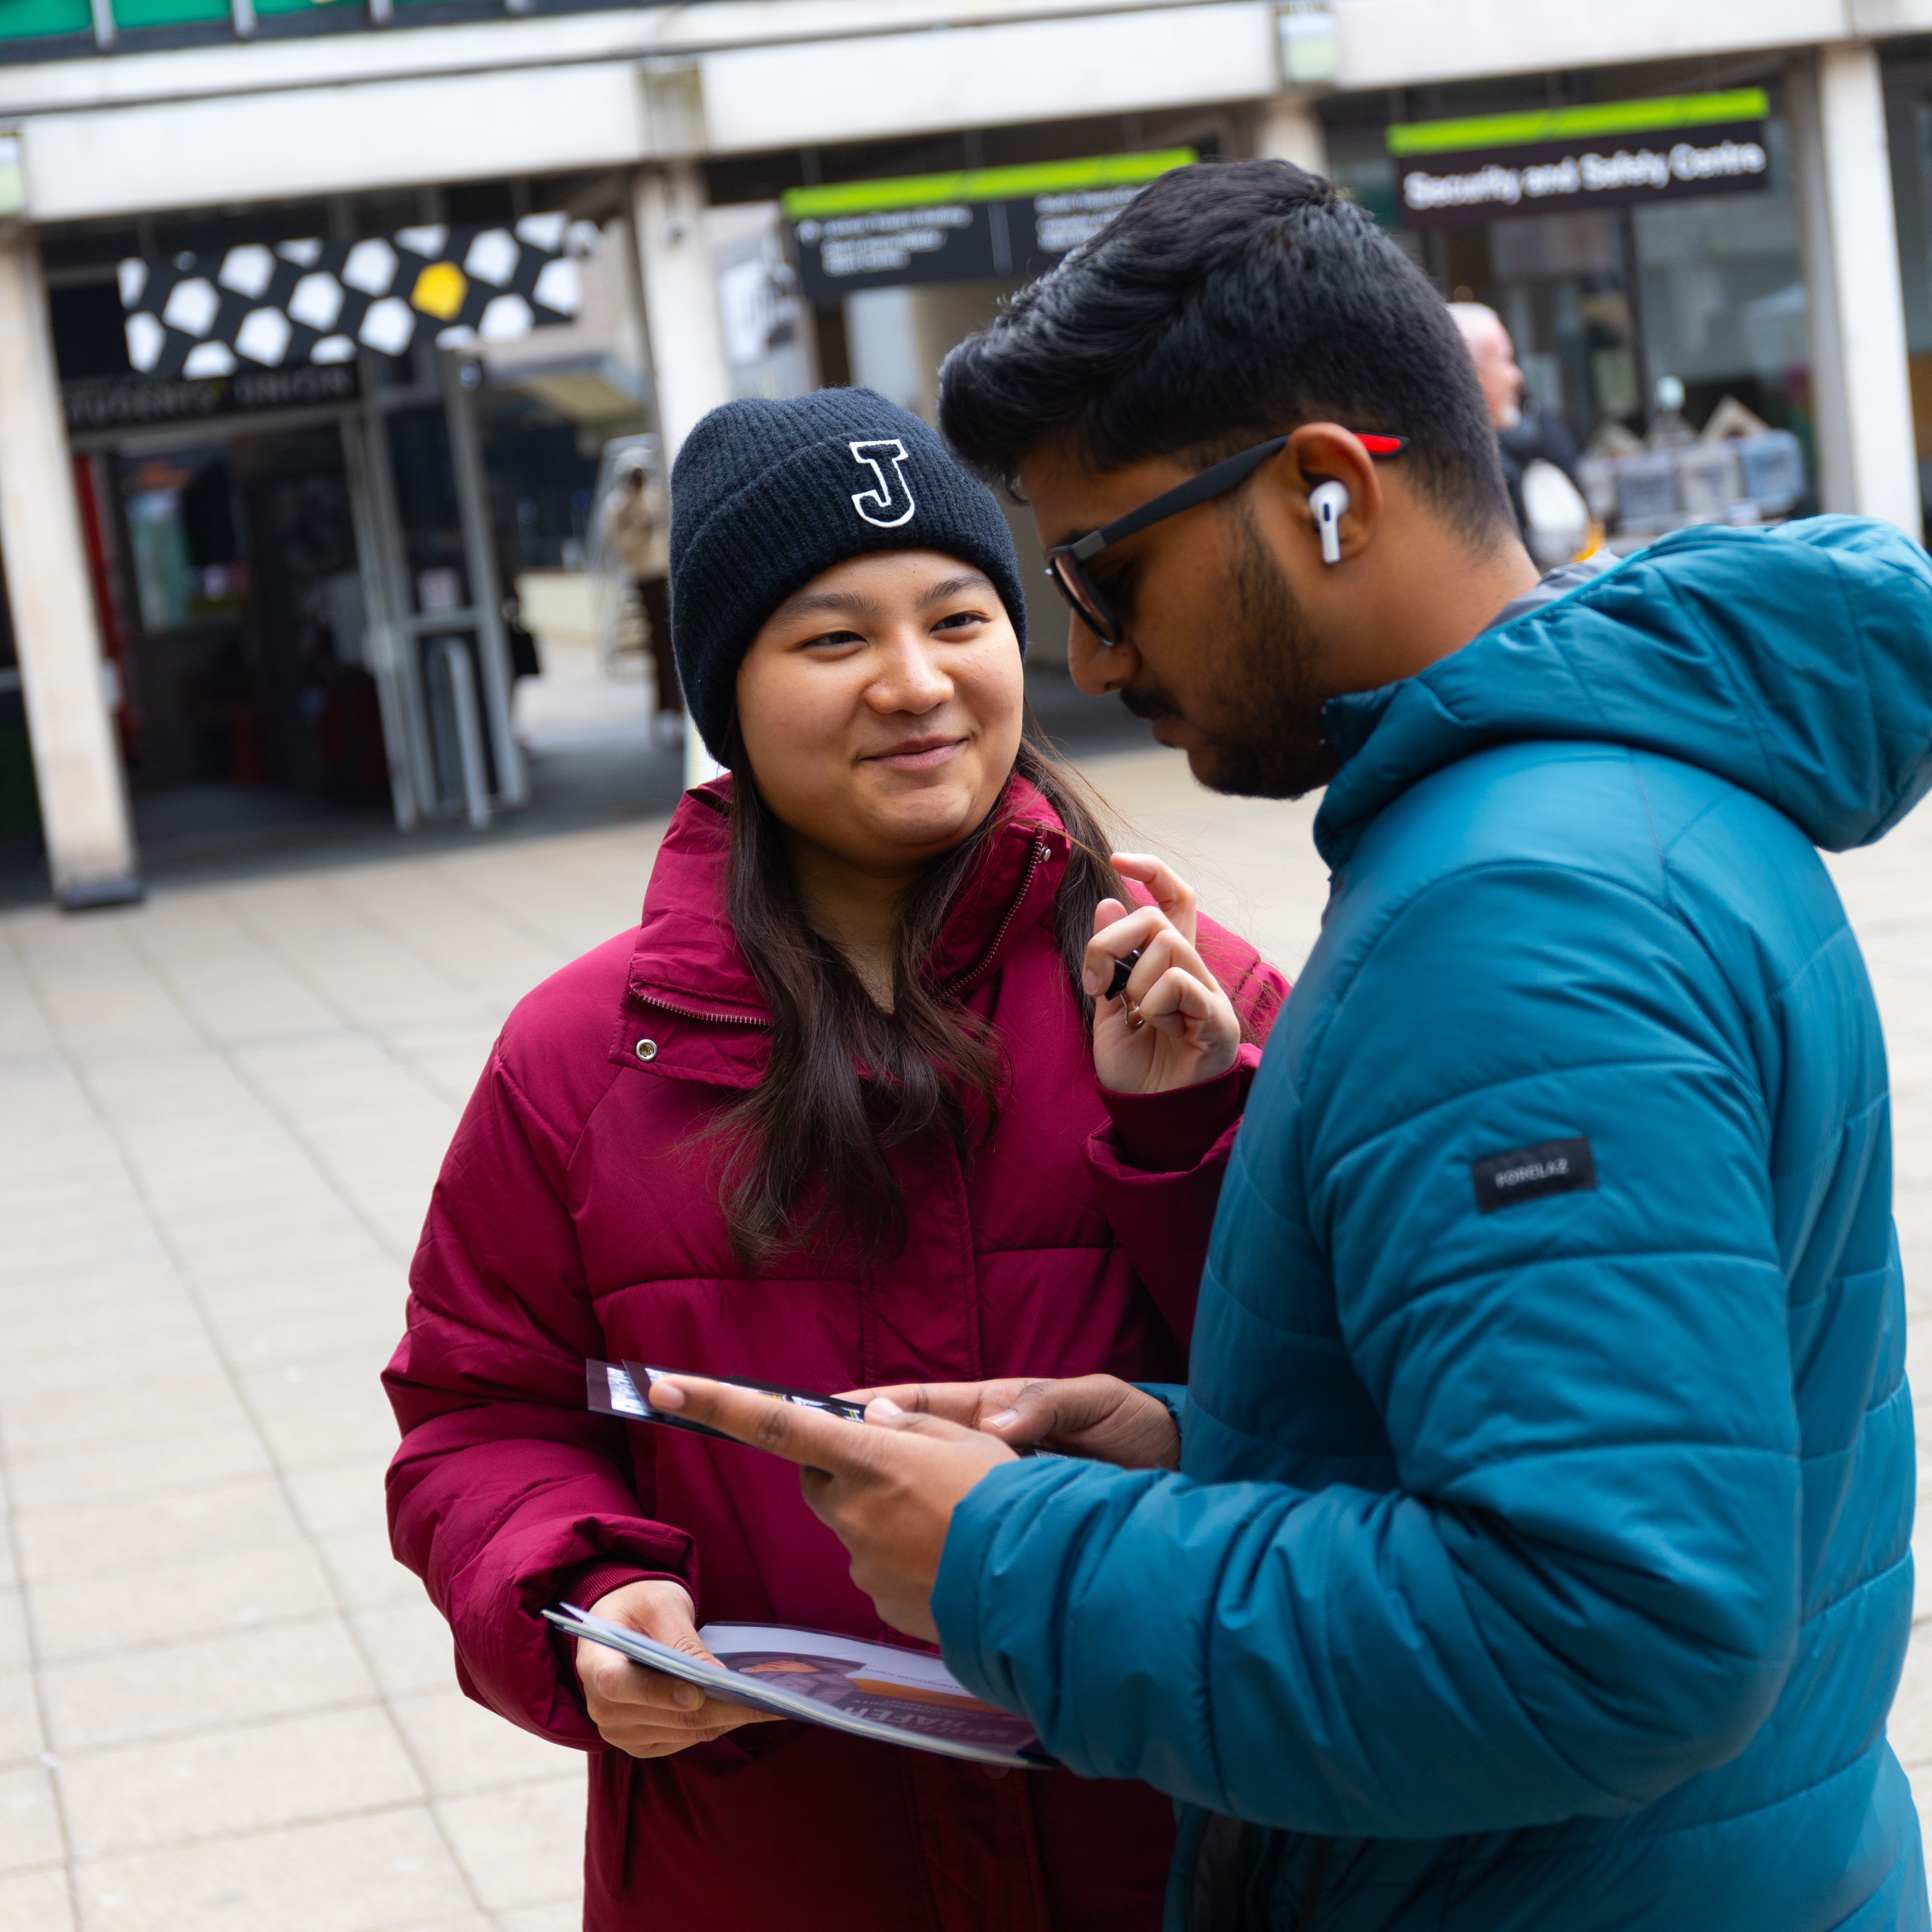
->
1083;916;1290;1344
934;862;1801;1836
384;1044;693;1749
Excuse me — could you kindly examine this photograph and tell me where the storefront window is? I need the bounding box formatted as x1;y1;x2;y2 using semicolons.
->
1332;88;1813;542
1630;116;1806;441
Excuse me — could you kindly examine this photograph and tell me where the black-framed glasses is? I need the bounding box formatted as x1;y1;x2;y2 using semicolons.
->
1043;431;1409;646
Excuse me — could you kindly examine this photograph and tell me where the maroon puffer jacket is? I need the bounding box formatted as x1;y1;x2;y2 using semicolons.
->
383;777;1287;1932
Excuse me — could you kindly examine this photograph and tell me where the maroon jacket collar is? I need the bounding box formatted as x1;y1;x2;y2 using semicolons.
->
625;774;1073;1030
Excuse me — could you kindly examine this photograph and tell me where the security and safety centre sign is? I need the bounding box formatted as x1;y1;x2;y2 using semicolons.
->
784;150;1194;302
1389;90;1770;228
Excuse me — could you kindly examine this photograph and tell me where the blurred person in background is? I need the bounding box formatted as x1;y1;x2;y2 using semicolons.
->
598;443;681;744
1450;300;1595;566
383;389;1287;1932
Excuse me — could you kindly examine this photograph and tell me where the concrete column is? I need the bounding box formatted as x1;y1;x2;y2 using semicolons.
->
1257;95;1328;177
1788;45;1921;538
0;227;140;907
632;162;734;787
633;163;733;462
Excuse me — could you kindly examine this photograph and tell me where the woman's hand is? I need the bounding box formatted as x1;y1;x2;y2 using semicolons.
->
844;1375;1181;1471
1087;854;1241;1095
575;1579;784;1758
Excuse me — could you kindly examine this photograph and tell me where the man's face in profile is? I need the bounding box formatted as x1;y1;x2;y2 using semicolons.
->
1018;444;1341;801
1452;307;1524;432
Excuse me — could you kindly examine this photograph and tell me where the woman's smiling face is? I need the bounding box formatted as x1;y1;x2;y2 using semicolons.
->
733;549;1025;878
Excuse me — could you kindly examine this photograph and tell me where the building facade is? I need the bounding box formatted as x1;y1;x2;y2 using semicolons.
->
0;0;1925;902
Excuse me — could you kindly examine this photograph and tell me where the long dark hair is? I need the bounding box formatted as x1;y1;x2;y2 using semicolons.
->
715;733;1123;1266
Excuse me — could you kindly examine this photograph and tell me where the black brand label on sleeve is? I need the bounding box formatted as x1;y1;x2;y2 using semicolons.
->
1472;1136;1597;1214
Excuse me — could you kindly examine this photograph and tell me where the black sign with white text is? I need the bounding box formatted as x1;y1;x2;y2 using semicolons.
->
791;185;1147;300
1397;122;1769;228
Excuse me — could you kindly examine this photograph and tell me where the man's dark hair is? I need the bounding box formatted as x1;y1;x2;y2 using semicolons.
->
939;158;1513;533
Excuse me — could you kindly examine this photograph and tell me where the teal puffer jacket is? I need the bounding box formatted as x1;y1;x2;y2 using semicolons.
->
933;518;1932;1930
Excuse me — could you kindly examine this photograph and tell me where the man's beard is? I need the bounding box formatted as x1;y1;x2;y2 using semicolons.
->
1123;506;1340;800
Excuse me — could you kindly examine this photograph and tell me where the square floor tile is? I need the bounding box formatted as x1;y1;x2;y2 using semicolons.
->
388;1690;581;1798
71;1802;474;1932
29;1543;335;1662
39;1614;374;1754
0;1674;43;1768
494;1901;580;1932
433;1776;584;1913
349;1601;457;1703
283;1462;388;1545
0;1867;73;1932
0;1766;61;1873
318;1527;421;1613
14;1475;303;1588
59;1706;422;1860
1;1426;271;1515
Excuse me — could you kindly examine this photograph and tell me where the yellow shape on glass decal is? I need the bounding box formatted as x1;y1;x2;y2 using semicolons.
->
411;261;468;321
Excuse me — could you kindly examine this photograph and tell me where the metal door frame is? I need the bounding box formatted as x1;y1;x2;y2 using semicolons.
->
338;347;528;831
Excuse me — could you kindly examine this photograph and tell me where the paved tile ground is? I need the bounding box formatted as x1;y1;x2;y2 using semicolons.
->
0;731;1925;1930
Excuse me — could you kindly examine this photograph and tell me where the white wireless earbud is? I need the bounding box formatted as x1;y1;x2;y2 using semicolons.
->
1309;481;1351;565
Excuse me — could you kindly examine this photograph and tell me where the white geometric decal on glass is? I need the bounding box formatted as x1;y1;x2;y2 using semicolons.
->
219;244;276;298
183;340;238;378
463;228;519;287
342;238;398;297
124;311;163;372
236;307;293;366
515;212;568;252
359;296;415;355
116;212;596;377
479;293;534;341
288;272;346;332
532;257;581;317
161;276;220;337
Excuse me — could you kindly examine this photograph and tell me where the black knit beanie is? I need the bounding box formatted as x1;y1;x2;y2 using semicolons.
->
668;388;1029;762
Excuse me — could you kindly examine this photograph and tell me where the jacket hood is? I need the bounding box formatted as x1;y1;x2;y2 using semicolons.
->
1315;517;1932;868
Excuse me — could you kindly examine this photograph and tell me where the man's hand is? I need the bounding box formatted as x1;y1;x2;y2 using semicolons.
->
845;1375;1181;1471
645;1378;1020;1642
1088;854;1241;1096
574;1578;783;1758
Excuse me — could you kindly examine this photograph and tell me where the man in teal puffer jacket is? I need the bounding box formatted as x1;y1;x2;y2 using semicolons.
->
647;159;1931;1928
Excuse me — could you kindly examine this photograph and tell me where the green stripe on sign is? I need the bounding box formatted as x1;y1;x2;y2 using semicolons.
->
1386;90;1769;157
782;149;1196;219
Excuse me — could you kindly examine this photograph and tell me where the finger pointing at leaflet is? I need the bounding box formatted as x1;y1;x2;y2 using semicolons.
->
647;1373;875;1471
647;1375;1018;1642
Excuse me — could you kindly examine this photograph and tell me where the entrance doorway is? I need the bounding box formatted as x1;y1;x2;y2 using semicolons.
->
72;358;526;858
113;425;387;813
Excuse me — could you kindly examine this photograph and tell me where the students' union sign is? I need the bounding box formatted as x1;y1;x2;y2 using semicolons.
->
1389;90;1771;229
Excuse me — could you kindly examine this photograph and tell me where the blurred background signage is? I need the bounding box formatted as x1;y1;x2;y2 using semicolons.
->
1390;90;1770;228
784;150;1195;301
62;361;361;432
114;214;595;381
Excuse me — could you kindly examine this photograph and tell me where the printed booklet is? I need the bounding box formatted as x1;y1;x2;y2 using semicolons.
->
544;1604;1050;1769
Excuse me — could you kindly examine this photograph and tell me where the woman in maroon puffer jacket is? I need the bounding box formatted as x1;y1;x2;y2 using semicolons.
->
382;392;1287;1932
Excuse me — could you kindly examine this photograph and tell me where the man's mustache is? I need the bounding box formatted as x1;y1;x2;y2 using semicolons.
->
1119;686;1177;724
